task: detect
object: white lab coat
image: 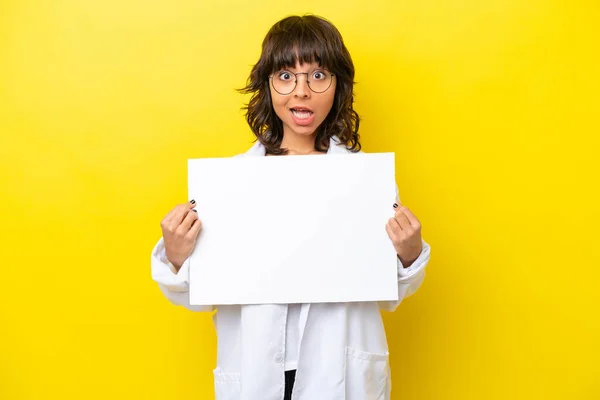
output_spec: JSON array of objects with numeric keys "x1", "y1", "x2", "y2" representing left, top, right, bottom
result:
[{"x1": 151, "y1": 137, "x2": 431, "y2": 400}]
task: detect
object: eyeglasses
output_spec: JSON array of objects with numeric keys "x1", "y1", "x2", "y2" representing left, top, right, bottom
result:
[{"x1": 268, "y1": 69, "x2": 335, "y2": 95}]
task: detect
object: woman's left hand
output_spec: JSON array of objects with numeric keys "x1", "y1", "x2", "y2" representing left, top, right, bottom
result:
[{"x1": 385, "y1": 203, "x2": 423, "y2": 268}]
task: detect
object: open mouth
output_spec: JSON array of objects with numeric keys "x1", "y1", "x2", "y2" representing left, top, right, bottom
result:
[{"x1": 290, "y1": 108, "x2": 314, "y2": 119}]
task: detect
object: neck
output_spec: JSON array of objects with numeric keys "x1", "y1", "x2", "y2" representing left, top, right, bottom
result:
[{"x1": 281, "y1": 130, "x2": 322, "y2": 155}]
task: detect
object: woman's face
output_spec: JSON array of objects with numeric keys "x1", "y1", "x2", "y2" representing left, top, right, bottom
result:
[{"x1": 269, "y1": 61, "x2": 336, "y2": 138}]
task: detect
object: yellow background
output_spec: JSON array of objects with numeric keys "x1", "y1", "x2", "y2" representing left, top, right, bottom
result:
[{"x1": 1, "y1": 0, "x2": 598, "y2": 399}]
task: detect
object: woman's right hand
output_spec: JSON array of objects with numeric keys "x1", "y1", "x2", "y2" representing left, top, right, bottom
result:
[{"x1": 160, "y1": 200, "x2": 203, "y2": 272}]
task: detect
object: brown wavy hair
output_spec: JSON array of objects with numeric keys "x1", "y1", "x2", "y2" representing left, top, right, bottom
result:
[{"x1": 238, "y1": 14, "x2": 361, "y2": 155}]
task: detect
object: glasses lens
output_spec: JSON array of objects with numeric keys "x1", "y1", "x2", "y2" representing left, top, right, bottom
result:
[
  {"x1": 307, "y1": 70, "x2": 332, "y2": 93},
  {"x1": 272, "y1": 71, "x2": 295, "y2": 94}
]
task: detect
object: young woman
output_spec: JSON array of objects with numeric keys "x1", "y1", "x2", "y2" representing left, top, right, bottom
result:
[{"x1": 151, "y1": 14, "x2": 431, "y2": 400}]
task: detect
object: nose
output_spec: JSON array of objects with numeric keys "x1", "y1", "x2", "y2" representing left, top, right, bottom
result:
[{"x1": 293, "y1": 73, "x2": 310, "y2": 98}]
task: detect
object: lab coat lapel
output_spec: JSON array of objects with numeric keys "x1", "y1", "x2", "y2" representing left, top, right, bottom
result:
[{"x1": 243, "y1": 140, "x2": 266, "y2": 156}]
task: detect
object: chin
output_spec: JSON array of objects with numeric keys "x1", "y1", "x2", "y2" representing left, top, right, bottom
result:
[
  {"x1": 296, "y1": 129, "x2": 317, "y2": 136},
  {"x1": 286, "y1": 123, "x2": 319, "y2": 136}
]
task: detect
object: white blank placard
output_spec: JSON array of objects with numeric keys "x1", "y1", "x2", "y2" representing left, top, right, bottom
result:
[{"x1": 188, "y1": 152, "x2": 398, "y2": 305}]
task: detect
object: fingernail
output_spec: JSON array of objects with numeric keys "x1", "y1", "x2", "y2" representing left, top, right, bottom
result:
[
  {"x1": 393, "y1": 203, "x2": 398, "y2": 208},
  {"x1": 190, "y1": 199, "x2": 196, "y2": 204},
  {"x1": 192, "y1": 209, "x2": 197, "y2": 213}
]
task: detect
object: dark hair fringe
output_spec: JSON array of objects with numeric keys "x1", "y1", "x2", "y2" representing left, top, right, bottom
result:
[{"x1": 238, "y1": 14, "x2": 361, "y2": 155}]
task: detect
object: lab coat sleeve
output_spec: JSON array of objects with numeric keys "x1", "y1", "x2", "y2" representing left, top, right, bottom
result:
[
  {"x1": 378, "y1": 184, "x2": 431, "y2": 312},
  {"x1": 150, "y1": 237, "x2": 214, "y2": 312},
  {"x1": 378, "y1": 239, "x2": 430, "y2": 312}
]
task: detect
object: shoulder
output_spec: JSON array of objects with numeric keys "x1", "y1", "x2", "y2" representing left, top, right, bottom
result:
[{"x1": 234, "y1": 140, "x2": 265, "y2": 157}]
